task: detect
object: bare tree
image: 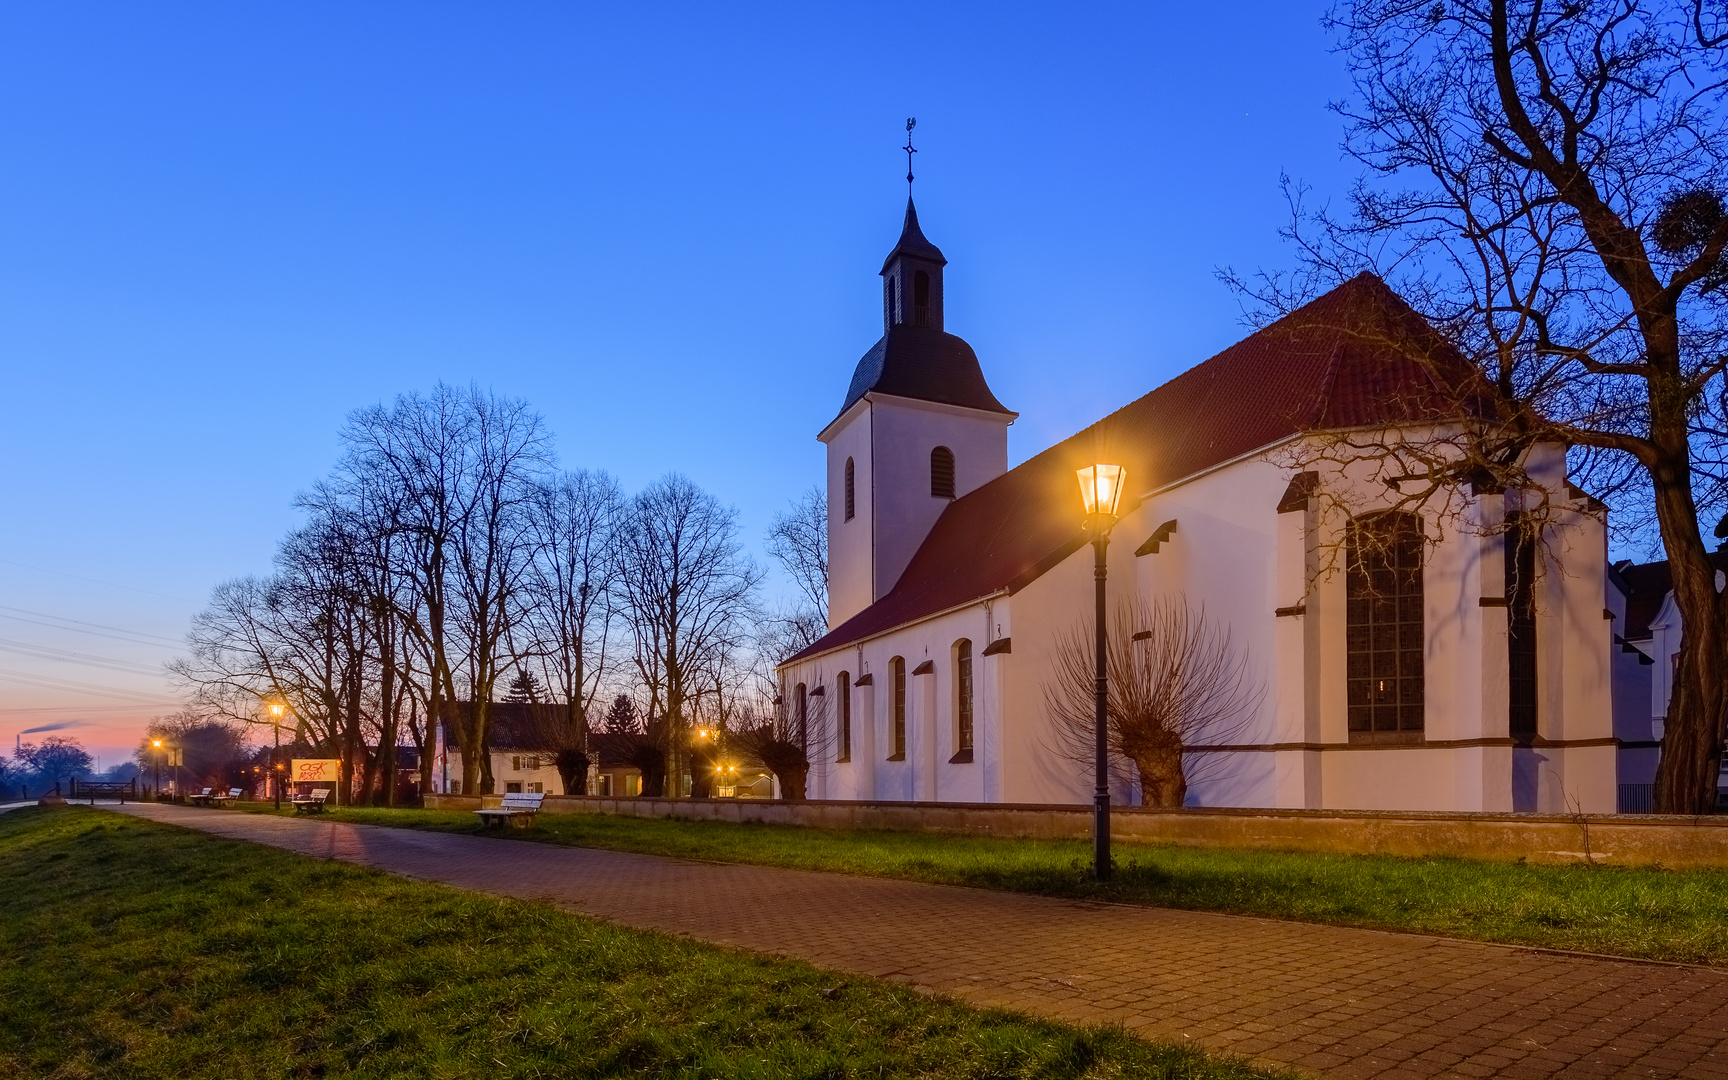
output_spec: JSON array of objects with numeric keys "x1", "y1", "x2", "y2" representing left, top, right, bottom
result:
[
  {"x1": 767, "y1": 486, "x2": 828, "y2": 627},
  {"x1": 1225, "y1": 0, "x2": 1728, "y2": 813},
  {"x1": 732, "y1": 679, "x2": 833, "y2": 801},
  {"x1": 516, "y1": 469, "x2": 623, "y2": 796},
  {"x1": 1045, "y1": 598, "x2": 1259, "y2": 808},
  {"x1": 338, "y1": 384, "x2": 551, "y2": 795},
  {"x1": 616, "y1": 474, "x2": 763, "y2": 796}
]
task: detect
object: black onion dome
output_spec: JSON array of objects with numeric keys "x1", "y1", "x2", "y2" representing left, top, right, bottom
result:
[{"x1": 839, "y1": 323, "x2": 1013, "y2": 418}]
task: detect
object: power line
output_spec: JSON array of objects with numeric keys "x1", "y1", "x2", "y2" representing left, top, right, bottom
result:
[
  {"x1": 0, "y1": 558, "x2": 195, "y2": 603},
  {"x1": 0, "y1": 606, "x2": 183, "y2": 649},
  {"x1": 0, "y1": 637, "x2": 167, "y2": 677},
  {"x1": 0, "y1": 666, "x2": 182, "y2": 705}
]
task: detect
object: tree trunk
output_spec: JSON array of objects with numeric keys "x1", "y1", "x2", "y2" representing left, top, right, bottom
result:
[
  {"x1": 1134, "y1": 752, "x2": 1187, "y2": 809},
  {"x1": 776, "y1": 766, "x2": 809, "y2": 802},
  {"x1": 554, "y1": 748, "x2": 589, "y2": 797},
  {"x1": 1646, "y1": 405, "x2": 1728, "y2": 814}
]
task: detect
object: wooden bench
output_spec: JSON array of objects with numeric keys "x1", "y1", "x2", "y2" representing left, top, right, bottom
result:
[
  {"x1": 209, "y1": 787, "x2": 244, "y2": 807},
  {"x1": 291, "y1": 790, "x2": 331, "y2": 814},
  {"x1": 474, "y1": 792, "x2": 545, "y2": 829},
  {"x1": 188, "y1": 787, "x2": 216, "y2": 807}
]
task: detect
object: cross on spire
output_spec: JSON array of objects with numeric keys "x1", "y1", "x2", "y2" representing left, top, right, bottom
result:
[{"x1": 903, "y1": 117, "x2": 917, "y2": 193}]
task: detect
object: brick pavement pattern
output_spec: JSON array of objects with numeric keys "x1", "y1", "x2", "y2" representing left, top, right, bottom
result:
[{"x1": 109, "y1": 803, "x2": 1728, "y2": 1079}]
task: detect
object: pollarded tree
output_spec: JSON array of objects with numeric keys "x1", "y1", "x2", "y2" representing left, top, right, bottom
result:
[
  {"x1": 1045, "y1": 598, "x2": 1258, "y2": 808},
  {"x1": 1227, "y1": 0, "x2": 1728, "y2": 813}
]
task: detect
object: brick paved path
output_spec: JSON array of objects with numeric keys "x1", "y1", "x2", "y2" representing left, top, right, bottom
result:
[{"x1": 108, "y1": 803, "x2": 1728, "y2": 1079}]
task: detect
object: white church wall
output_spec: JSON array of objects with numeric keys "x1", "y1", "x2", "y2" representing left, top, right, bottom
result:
[
  {"x1": 865, "y1": 397, "x2": 1011, "y2": 603},
  {"x1": 1128, "y1": 457, "x2": 1288, "y2": 808},
  {"x1": 791, "y1": 600, "x2": 1000, "y2": 804},
  {"x1": 823, "y1": 400, "x2": 876, "y2": 628}
]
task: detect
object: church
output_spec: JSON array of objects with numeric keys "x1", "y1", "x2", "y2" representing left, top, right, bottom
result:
[{"x1": 778, "y1": 200, "x2": 1622, "y2": 814}]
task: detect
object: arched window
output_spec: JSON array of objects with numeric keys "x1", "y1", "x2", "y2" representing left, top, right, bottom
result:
[
  {"x1": 1346, "y1": 512, "x2": 1425, "y2": 738},
  {"x1": 930, "y1": 446, "x2": 955, "y2": 499},
  {"x1": 913, "y1": 269, "x2": 930, "y2": 325},
  {"x1": 954, "y1": 639, "x2": 974, "y2": 760},
  {"x1": 795, "y1": 683, "x2": 808, "y2": 751},
  {"x1": 1507, "y1": 513, "x2": 1538, "y2": 739},
  {"x1": 889, "y1": 657, "x2": 907, "y2": 760},
  {"x1": 836, "y1": 671, "x2": 851, "y2": 761},
  {"x1": 844, "y1": 457, "x2": 855, "y2": 521}
]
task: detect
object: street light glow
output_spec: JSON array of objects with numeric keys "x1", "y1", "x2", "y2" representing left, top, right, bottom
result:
[{"x1": 1076, "y1": 463, "x2": 1127, "y2": 518}]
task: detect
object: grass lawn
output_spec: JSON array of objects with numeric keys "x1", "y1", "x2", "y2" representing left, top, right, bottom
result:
[
  {"x1": 0, "y1": 807, "x2": 1286, "y2": 1080},
  {"x1": 236, "y1": 802, "x2": 1728, "y2": 966}
]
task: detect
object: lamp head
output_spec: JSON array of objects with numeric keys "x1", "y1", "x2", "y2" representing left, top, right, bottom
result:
[
  {"x1": 1076, "y1": 463, "x2": 1127, "y2": 519},
  {"x1": 269, "y1": 703, "x2": 284, "y2": 718}
]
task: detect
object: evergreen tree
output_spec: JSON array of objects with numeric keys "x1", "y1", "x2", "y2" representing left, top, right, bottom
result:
[
  {"x1": 602, "y1": 694, "x2": 639, "y2": 734},
  {"x1": 505, "y1": 670, "x2": 543, "y2": 704}
]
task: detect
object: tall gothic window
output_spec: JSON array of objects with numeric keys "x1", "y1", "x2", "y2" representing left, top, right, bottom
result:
[
  {"x1": 930, "y1": 446, "x2": 955, "y2": 499},
  {"x1": 1507, "y1": 514, "x2": 1538, "y2": 740},
  {"x1": 889, "y1": 657, "x2": 907, "y2": 759},
  {"x1": 844, "y1": 457, "x2": 855, "y2": 521},
  {"x1": 836, "y1": 671, "x2": 851, "y2": 761},
  {"x1": 795, "y1": 683, "x2": 808, "y2": 752},
  {"x1": 1346, "y1": 511, "x2": 1425, "y2": 738},
  {"x1": 955, "y1": 639, "x2": 974, "y2": 758},
  {"x1": 914, "y1": 269, "x2": 931, "y2": 325}
]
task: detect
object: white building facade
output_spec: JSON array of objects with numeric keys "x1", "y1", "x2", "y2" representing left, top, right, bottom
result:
[{"x1": 779, "y1": 203, "x2": 1619, "y2": 814}]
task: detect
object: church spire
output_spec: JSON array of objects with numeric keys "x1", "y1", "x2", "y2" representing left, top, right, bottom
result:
[{"x1": 881, "y1": 198, "x2": 947, "y2": 331}]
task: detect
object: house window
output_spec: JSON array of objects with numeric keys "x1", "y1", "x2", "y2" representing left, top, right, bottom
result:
[
  {"x1": 837, "y1": 671, "x2": 851, "y2": 761},
  {"x1": 955, "y1": 639, "x2": 974, "y2": 757},
  {"x1": 890, "y1": 657, "x2": 907, "y2": 759},
  {"x1": 1507, "y1": 513, "x2": 1538, "y2": 740},
  {"x1": 527, "y1": 781, "x2": 543, "y2": 794},
  {"x1": 914, "y1": 269, "x2": 930, "y2": 325},
  {"x1": 845, "y1": 458, "x2": 855, "y2": 521},
  {"x1": 506, "y1": 782, "x2": 523, "y2": 794},
  {"x1": 511, "y1": 755, "x2": 521, "y2": 771},
  {"x1": 930, "y1": 446, "x2": 955, "y2": 499},
  {"x1": 624, "y1": 774, "x2": 640, "y2": 797},
  {"x1": 598, "y1": 774, "x2": 612, "y2": 796},
  {"x1": 1347, "y1": 512, "x2": 1425, "y2": 737}
]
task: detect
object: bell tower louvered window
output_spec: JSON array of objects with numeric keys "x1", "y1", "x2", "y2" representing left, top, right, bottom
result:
[
  {"x1": 844, "y1": 457, "x2": 855, "y2": 521},
  {"x1": 914, "y1": 270, "x2": 931, "y2": 326},
  {"x1": 1346, "y1": 511, "x2": 1425, "y2": 739},
  {"x1": 930, "y1": 446, "x2": 955, "y2": 499}
]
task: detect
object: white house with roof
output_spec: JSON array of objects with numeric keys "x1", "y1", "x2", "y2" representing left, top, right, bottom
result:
[{"x1": 776, "y1": 200, "x2": 1619, "y2": 814}]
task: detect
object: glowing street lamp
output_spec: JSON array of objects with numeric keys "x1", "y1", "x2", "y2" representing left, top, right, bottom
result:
[
  {"x1": 1076, "y1": 462, "x2": 1126, "y2": 880},
  {"x1": 151, "y1": 738, "x2": 164, "y2": 800},
  {"x1": 268, "y1": 702, "x2": 287, "y2": 811}
]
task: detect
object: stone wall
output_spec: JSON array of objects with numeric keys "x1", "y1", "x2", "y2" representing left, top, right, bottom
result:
[{"x1": 420, "y1": 794, "x2": 1728, "y2": 868}]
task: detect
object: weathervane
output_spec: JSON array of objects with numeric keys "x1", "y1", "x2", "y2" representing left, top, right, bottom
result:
[{"x1": 903, "y1": 117, "x2": 917, "y2": 194}]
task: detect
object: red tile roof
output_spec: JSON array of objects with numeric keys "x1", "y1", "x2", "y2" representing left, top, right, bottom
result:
[{"x1": 787, "y1": 273, "x2": 1480, "y2": 664}]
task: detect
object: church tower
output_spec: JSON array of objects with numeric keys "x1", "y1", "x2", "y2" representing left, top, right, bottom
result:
[{"x1": 820, "y1": 199, "x2": 1016, "y2": 629}]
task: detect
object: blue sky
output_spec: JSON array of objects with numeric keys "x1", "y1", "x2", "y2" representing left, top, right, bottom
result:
[{"x1": 0, "y1": 2, "x2": 1359, "y2": 761}]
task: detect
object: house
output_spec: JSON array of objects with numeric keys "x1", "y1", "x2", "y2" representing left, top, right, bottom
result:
[
  {"x1": 437, "y1": 703, "x2": 581, "y2": 796},
  {"x1": 1606, "y1": 553, "x2": 1728, "y2": 812},
  {"x1": 776, "y1": 199, "x2": 1618, "y2": 814}
]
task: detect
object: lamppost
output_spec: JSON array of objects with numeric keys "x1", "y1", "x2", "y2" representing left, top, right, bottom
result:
[
  {"x1": 151, "y1": 738, "x2": 164, "y2": 800},
  {"x1": 268, "y1": 703, "x2": 287, "y2": 810},
  {"x1": 1076, "y1": 462, "x2": 1126, "y2": 881}
]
